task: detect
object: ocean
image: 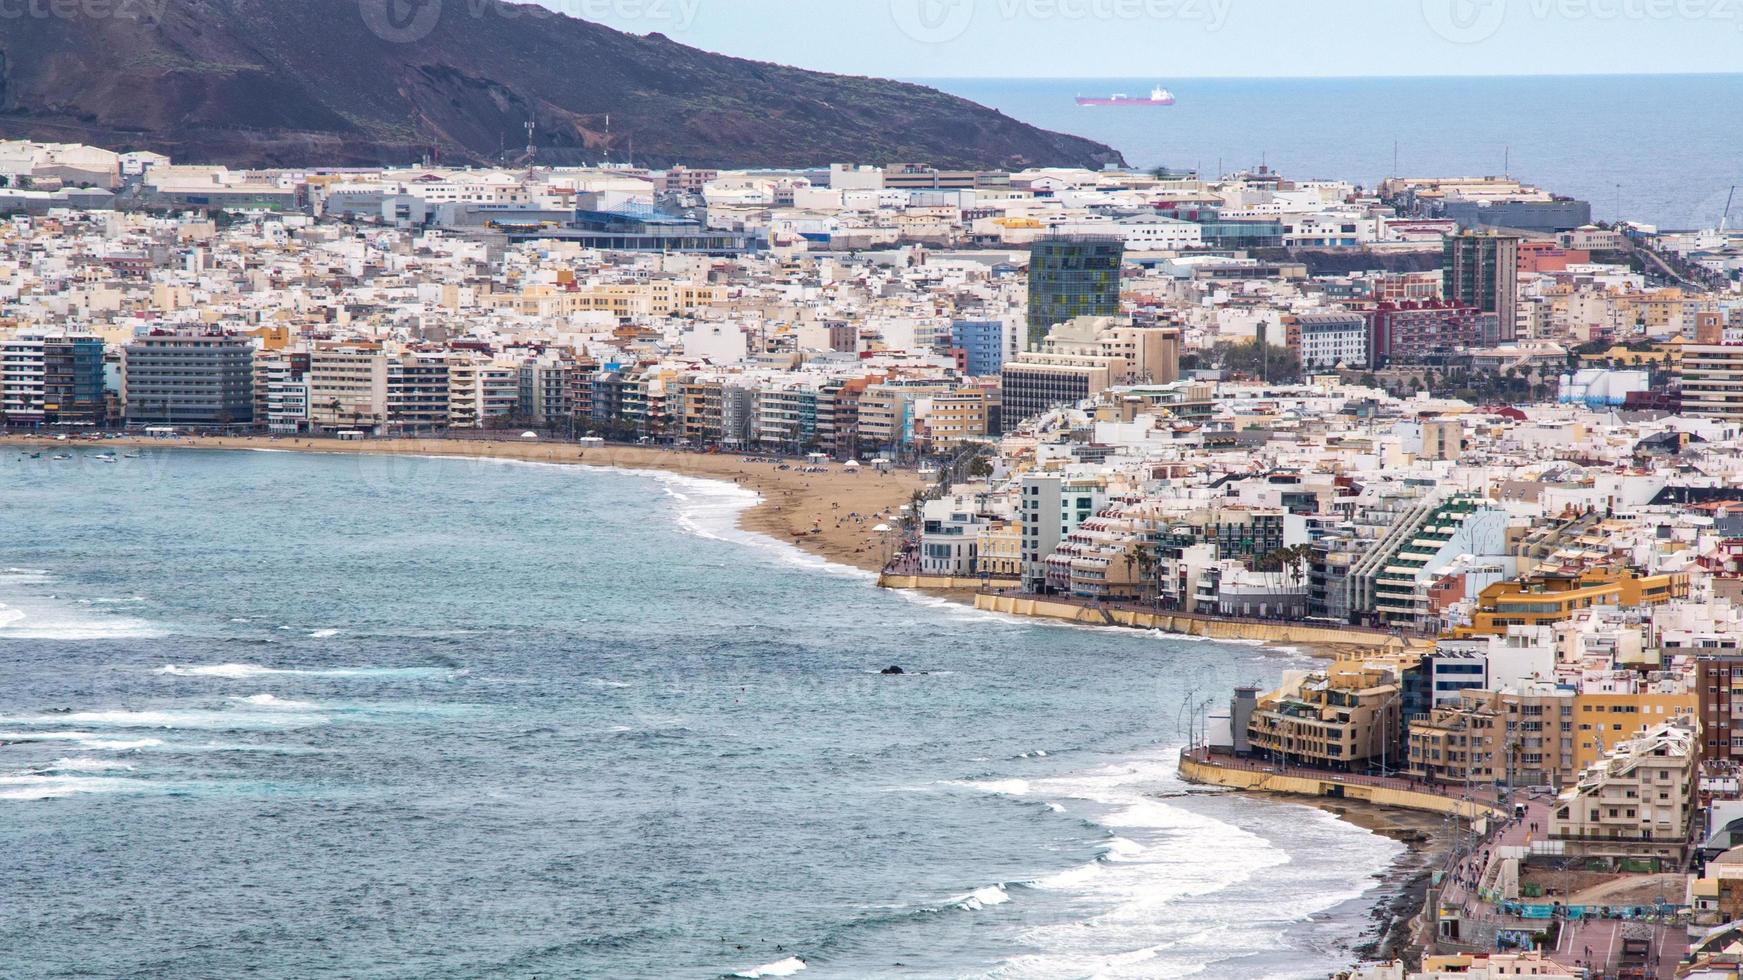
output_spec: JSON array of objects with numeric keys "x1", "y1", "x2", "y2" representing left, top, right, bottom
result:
[
  {"x1": 0, "y1": 448, "x2": 1402, "y2": 979},
  {"x1": 926, "y1": 74, "x2": 1743, "y2": 231}
]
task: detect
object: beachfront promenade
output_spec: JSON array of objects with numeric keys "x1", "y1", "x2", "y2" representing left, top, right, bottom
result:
[
  {"x1": 1179, "y1": 748, "x2": 1691, "y2": 977},
  {"x1": 968, "y1": 589, "x2": 1427, "y2": 653}
]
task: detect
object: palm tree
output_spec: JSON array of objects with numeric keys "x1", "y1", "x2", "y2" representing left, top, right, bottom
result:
[{"x1": 1133, "y1": 545, "x2": 1157, "y2": 605}]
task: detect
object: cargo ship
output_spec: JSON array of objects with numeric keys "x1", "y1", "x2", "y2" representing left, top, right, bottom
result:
[{"x1": 1076, "y1": 86, "x2": 1175, "y2": 107}]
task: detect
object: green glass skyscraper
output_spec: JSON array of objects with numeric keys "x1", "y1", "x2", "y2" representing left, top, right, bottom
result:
[
  {"x1": 1026, "y1": 234, "x2": 1124, "y2": 350},
  {"x1": 1441, "y1": 232, "x2": 1519, "y2": 343}
]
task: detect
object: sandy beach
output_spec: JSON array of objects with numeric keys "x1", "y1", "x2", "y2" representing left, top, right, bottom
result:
[{"x1": 0, "y1": 435, "x2": 925, "y2": 574}]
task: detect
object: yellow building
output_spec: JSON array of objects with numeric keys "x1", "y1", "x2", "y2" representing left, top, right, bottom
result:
[
  {"x1": 1459, "y1": 568, "x2": 1690, "y2": 636},
  {"x1": 1571, "y1": 690, "x2": 1698, "y2": 771},
  {"x1": 1247, "y1": 663, "x2": 1402, "y2": 772},
  {"x1": 915, "y1": 386, "x2": 992, "y2": 451},
  {"x1": 1408, "y1": 683, "x2": 1579, "y2": 788},
  {"x1": 973, "y1": 520, "x2": 1024, "y2": 580}
]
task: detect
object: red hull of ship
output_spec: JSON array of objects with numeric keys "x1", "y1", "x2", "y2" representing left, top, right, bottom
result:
[{"x1": 1075, "y1": 97, "x2": 1175, "y2": 107}]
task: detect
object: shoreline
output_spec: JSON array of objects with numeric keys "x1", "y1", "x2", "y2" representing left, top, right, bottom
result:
[
  {"x1": 1178, "y1": 751, "x2": 1500, "y2": 971},
  {"x1": 1300, "y1": 796, "x2": 1449, "y2": 966},
  {"x1": 1, "y1": 434, "x2": 923, "y2": 575},
  {"x1": 7, "y1": 433, "x2": 1391, "y2": 658},
  {"x1": 12, "y1": 432, "x2": 1432, "y2": 969}
]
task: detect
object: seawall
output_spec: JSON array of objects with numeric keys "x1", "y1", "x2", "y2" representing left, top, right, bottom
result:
[
  {"x1": 969, "y1": 592, "x2": 1428, "y2": 653},
  {"x1": 876, "y1": 574, "x2": 1020, "y2": 591},
  {"x1": 1178, "y1": 753, "x2": 1501, "y2": 821}
]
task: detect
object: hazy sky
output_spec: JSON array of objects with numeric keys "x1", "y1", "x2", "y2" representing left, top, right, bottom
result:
[{"x1": 557, "y1": 0, "x2": 1743, "y2": 78}]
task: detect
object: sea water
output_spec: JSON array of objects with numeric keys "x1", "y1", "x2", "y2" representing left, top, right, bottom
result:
[
  {"x1": 0, "y1": 449, "x2": 1400, "y2": 978},
  {"x1": 929, "y1": 74, "x2": 1743, "y2": 230}
]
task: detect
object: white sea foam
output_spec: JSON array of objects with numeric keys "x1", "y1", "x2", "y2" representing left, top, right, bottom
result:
[
  {"x1": 308, "y1": 628, "x2": 340, "y2": 638},
  {"x1": 731, "y1": 955, "x2": 807, "y2": 978},
  {"x1": 0, "y1": 709, "x2": 329, "y2": 730},
  {"x1": 155, "y1": 663, "x2": 454, "y2": 680},
  {"x1": 232, "y1": 694, "x2": 317, "y2": 709},
  {"x1": 0, "y1": 605, "x2": 161, "y2": 640},
  {"x1": 0, "y1": 731, "x2": 165, "y2": 751},
  {"x1": 948, "y1": 778, "x2": 1030, "y2": 797},
  {"x1": 629, "y1": 467, "x2": 876, "y2": 582},
  {"x1": 0, "y1": 731, "x2": 94, "y2": 743},
  {"x1": 1099, "y1": 836, "x2": 1145, "y2": 859},
  {"x1": 69, "y1": 737, "x2": 165, "y2": 751},
  {"x1": 954, "y1": 884, "x2": 1012, "y2": 911},
  {"x1": 945, "y1": 746, "x2": 1402, "y2": 979},
  {"x1": 43, "y1": 757, "x2": 135, "y2": 773},
  {"x1": 0, "y1": 565, "x2": 163, "y2": 639},
  {"x1": 157, "y1": 663, "x2": 274, "y2": 678},
  {"x1": 0, "y1": 594, "x2": 159, "y2": 640},
  {"x1": 1032, "y1": 862, "x2": 1104, "y2": 890},
  {"x1": 0, "y1": 774, "x2": 137, "y2": 801}
]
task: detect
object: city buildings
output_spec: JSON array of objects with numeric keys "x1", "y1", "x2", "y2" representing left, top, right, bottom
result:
[
  {"x1": 1549, "y1": 718, "x2": 1696, "y2": 857},
  {"x1": 950, "y1": 319, "x2": 1017, "y2": 377},
  {"x1": 1680, "y1": 344, "x2": 1743, "y2": 420},
  {"x1": 1290, "y1": 312, "x2": 1368, "y2": 371},
  {"x1": 1244, "y1": 661, "x2": 1404, "y2": 772},
  {"x1": 1442, "y1": 232, "x2": 1520, "y2": 343},
  {"x1": 1, "y1": 333, "x2": 105, "y2": 427},
  {"x1": 1000, "y1": 316, "x2": 1179, "y2": 423},
  {"x1": 121, "y1": 332, "x2": 255, "y2": 426},
  {"x1": 1026, "y1": 233, "x2": 1124, "y2": 350}
]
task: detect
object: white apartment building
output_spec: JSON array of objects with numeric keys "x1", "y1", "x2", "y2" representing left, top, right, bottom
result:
[
  {"x1": 1550, "y1": 719, "x2": 1696, "y2": 856},
  {"x1": 1293, "y1": 313, "x2": 1369, "y2": 370}
]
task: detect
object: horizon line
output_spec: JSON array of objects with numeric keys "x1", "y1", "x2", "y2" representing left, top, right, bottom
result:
[{"x1": 904, "y1": 70, "x2": 1743, "y2": 82}]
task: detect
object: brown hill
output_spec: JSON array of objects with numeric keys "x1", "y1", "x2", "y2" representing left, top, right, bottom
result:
[{"x1": 0, "y1": 0, "x2": 1124, "y2": 170}]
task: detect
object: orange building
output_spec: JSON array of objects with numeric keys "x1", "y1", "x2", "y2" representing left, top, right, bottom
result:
[{"x1": 1459, "y1": 568, "x2": 1691, "y2": 637}]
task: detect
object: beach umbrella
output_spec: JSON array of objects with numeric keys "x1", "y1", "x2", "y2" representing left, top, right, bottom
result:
[
  {"x1": 519, "y1": 431, "x2": 539, "y2": 440},
  {"x1": 872, "y1": 523, "x2": 890, "y2": 533}
]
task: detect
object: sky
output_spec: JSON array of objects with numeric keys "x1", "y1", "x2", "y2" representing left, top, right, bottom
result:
[{"x1": 554, "y1": 0, "x2": 1743, "y2": 78}]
